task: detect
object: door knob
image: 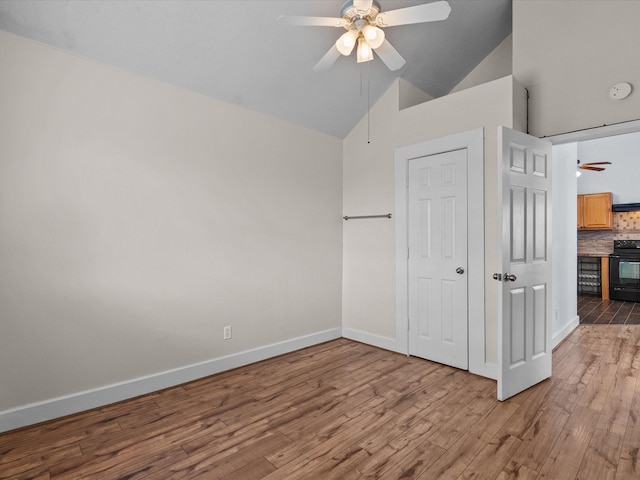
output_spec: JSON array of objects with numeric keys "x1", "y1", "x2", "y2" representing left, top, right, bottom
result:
[
  {"x1": 492, "y1": 273, "x2": 502, "y2": 281},
  {"x1": 504, "y1": 274, "x2": 517, "y2": 282},
  {"x1": 456, "y1": 267, "x2": 465, "y2": 274}
]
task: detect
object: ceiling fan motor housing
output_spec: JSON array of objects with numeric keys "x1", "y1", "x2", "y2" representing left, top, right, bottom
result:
[
  {"x1": 341, "y1": 0, "x2": 381, "y2": 24},
  {"x1": 278, "y1": 0, "x2": 450, "y2": 72}
]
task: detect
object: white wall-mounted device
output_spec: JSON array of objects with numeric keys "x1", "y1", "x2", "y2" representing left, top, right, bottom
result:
[{"x1": 609, "y1": 82, "x2": 633, "y2": 100}]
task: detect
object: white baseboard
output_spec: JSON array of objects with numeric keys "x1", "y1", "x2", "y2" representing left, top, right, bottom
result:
[
  {"x1": 5, "y1": 320, "x2": 574, "y2": 434},
  {"x1": 470, "y1": 362, "x2": 498, "y2": 381},
  {"x1": 0, "y1": 328, "x2": 342, "y2": 434},
  {"x1": 552, "y1": 316, "x2": 580, "y2": 349},
  {"x1": 343, "y1": 327, "x2": 499, "y2": 380},
  {"x1": 342, "y1": 327, "x2": 403, "y2": 354}
]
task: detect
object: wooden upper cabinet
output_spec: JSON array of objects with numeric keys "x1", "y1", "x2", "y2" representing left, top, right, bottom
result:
[{"x1": 577, "y1": 192, "x2": 613, "y2": 230}]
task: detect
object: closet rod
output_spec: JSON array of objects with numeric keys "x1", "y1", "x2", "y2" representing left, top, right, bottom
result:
[{"x1": 343, "y1": 214, "x2": 392, "y2": 221}]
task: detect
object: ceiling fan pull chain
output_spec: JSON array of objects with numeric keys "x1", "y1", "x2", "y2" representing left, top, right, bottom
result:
[{"x1": 367, "y1": 59, "x2": 371, "y2": 144}]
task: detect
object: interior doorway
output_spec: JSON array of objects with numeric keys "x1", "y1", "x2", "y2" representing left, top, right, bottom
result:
[{"x1": 549, "y1": 120, "x2": 640, "y2": 339}]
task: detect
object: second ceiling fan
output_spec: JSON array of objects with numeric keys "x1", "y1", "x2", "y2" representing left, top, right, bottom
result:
[
  {"x1": 278, "y1": 0, "x2": 452, "y2": 72},
  {"x1": 578, "y1": 160, "x2": 612, "y2": 172}
]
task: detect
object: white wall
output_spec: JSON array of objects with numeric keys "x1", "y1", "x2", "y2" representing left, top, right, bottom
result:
[
  {"x1": 577, "y1": 131, "x2": 640, "y2": 204},
  {"x1": 513, "y1": 0, "x2": 640, "y2": 138},
  {"x1": 551, "y1": 143, "x2": 579, "y2": 346},
  {"x1": 342, "y1": 75, "x2": 524, "y2": 370},
  {"x1": 0, "y1": 31, "x2": 343, "y2": 424}
]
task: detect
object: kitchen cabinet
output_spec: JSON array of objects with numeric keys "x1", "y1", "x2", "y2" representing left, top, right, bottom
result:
[{"x1": 577, "y1": 192, "x2": 613, "y2": 230}]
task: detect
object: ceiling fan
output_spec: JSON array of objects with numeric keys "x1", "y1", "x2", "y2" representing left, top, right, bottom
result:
[
  {"x1": 578, "y1": 160, "x2": 612, "y2": 172},
  {"x1": 278, "y1": 0, "x2": 452, "y2": 72}
]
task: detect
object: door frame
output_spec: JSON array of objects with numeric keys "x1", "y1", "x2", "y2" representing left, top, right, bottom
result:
[
  {"x1": 395, "y1": 128, "x2": 493, "y2": 379},
  {"x1": 548, "y1": 119, "x2": 640, "y2": 349}
]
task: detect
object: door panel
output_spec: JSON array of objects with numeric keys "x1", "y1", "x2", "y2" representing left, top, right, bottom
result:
[
  {"x1": 408, "y1": 149, "x2": 468, "y2": 370},
  {"x1": 510, "y1": 186, "x2": 526, "y2": 262},
  {"x1": 498, "y1": 127, "x2": 552, "y2": 401},
  {"x1": 533, "y1": 189, "x2": 547, "y2": 261},
  {"x1": 509, "y1": 287, "x2": 526, "y2": 365}
]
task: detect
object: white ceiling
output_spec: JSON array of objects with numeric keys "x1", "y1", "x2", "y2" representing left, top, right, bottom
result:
[{"x1": 0, "y1": 0, "x2": 512, "y2": 138}]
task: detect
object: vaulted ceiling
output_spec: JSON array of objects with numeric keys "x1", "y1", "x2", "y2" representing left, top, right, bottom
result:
[{"x1": 0, "y1": 0, "x2": 512, "y2": 138}]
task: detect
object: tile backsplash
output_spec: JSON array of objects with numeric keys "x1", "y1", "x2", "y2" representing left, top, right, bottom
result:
[
  {"x1": 613, "y1": 210, "x2": 640, "y2": 236},
  {"x1": 578, "y1": 211, "x2": 640, "y2": 254}
]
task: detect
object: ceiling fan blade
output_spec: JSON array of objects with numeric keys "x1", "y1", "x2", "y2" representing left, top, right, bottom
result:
[
  {"x1": 277, "y1": 15, "x2": 346, "y2": 27},
  {"x1": 313, "y1": 45, "x2": 341, "y2": 72},
  {"x1": 580, "y1": 166, "x2": 606, "y2": 171},
  {"x1": 376, "y1": 1, "x2": 452, "y2": 27},
  {"x1": 373, "y1": 39, "x2": 406, "y2": 71},
  {"x1": 354, "y1": 0, "x2": 374, "y2": 12},
  {"x1": 584, "y1": 161, "x2": 612, "y2": 166}
]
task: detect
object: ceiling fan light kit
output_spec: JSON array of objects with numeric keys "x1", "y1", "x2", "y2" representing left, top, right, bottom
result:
[
  {"x1": 278, "y1": 0, "x2": 452, "y2": 72},
  {"x1": 357, "y1": 36, "x2": 374, "y2": 63},
  {"x1": 336, "y1": 29, "x2": 359, "y2": 55},
  {"x1": 362, "y1": 25, "x2": 385, "y2": 49}
]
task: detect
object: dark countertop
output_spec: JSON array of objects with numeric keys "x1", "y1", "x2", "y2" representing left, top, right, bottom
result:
[{"x1": 577, "y1": 253, "x2": 611, "y2": 257}]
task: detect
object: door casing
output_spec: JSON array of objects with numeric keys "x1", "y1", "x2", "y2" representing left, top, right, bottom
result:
[{"x1": 395, "y1": 128, "x2": 493, "y2": 379}]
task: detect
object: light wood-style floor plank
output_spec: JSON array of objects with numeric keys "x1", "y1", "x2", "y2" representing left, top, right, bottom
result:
[{"x1": 1, "y1": 326, "x2": 640, "y2": 479}]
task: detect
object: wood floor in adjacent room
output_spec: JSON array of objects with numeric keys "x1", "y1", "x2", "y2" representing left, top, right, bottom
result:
[{"x1": 1, "y1": 326, "x2": 639, "y2": 480}]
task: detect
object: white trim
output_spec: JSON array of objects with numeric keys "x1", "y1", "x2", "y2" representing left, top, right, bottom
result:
[
  {"x1": 394, "y1": 128, "x2": 488, "y2": 376},
  {"x1": 547, "y1": 119, "x2": 640, "y2": 144},
  {"x1": 552, "y1": 316, "x2": 580, "y2": 349},
  {"x1": 473, "y1": 360, "x2": 498, "y2": 381},
  {"x1": 342, "y1": 328, "x2": 403, "y2": 354},
  {"x1": 0, "y1": 328, "x2": 342, "y2": 433}
]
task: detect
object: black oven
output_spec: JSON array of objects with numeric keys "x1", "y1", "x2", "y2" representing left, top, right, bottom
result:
[{"x1": 610, "y1": 240, "x2": 640, "y2": 302}]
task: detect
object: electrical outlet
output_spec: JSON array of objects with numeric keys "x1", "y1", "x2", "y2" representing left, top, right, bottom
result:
[{"x1": 223, "y1": 325, "x2": 232, "y2": 340}]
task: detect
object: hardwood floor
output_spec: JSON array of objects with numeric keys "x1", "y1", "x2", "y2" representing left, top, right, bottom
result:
[
  {"x1": 578, "y1": 294, "x2": 640, "y2": 324},
  {"x1": 1, "y1": 326, "x2": 640, "y2": 479}
]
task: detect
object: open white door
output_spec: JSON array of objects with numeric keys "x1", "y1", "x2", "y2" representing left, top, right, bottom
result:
[{"x1": 497, "y1": 127, "x2": 552, "y2": 401}]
